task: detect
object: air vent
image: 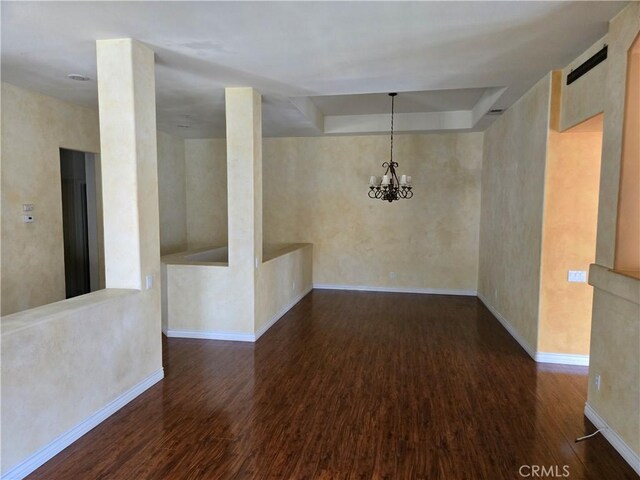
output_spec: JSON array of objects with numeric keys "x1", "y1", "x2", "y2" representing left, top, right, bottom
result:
[
  {"x1": 567, "y1": 45, "x2": 608, "y2": 86},
  {"x1": 487, "y1": 109, "x2": 504, "y2": 115}
]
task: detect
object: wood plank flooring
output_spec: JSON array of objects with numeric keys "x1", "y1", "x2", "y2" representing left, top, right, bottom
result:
[{"x1": 27, "y1": 291, "x2": 638, "y2": 479}]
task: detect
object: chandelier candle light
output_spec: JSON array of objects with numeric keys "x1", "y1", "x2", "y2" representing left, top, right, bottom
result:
[{"x1": 368, "y1": 93, "x2": 413, "y2": 202}]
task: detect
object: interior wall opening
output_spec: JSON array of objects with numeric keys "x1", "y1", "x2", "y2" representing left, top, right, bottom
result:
[
  {"x1": 59, "y1": 148, "x2": 104, "y2": 298},
  {"x1": 539, "y1": 111, "x2": 603, "y2": 358}
]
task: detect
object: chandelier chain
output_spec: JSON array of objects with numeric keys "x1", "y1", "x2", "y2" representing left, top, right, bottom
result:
[{"x1": 390, "y1": 94, "x2": 394, "y2": 163}]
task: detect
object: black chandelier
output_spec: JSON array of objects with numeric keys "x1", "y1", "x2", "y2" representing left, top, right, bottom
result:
[{"x1": 368, "y1": 93, "x2": 413, "y2": 202}]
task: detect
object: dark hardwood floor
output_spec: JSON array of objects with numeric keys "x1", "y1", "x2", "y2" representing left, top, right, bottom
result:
[{"x1": 28, "y1": 291, "x2": 638, "y2": 479}]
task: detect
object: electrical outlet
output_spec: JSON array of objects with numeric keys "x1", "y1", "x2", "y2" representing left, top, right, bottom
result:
[
  {"x1": 594, "y1": 374, "x2": 601, "y2": 391},
  {"x1": 23, "y1": 204, "x2": 34, "y2": 212},
  {"x1": 146, "y1": 275, "x2": 153, "y2": 290}
]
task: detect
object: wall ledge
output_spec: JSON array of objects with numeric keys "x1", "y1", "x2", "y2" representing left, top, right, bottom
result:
[
  {"x1": 589, "y1": 264, "x2": 640, "y2": 305},
  {"x1": 1, "y1": 289, "x2": 139, "y2": 335},
  {"x1": 1, "y1": 368, "x2": 164, "y2": 480},
  {"x1": 584, "y1": 403, "x2": 640, "y2": 475}
]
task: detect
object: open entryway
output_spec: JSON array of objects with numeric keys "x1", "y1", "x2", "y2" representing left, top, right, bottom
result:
[{"x1": 59, "y1": 148, "x2": 102, "y2": 298}]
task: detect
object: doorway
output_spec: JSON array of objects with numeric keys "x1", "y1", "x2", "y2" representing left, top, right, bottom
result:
[
  {"x1": 538, "y1": 113, "x2": 603, "y2": 359},
  {"x1": 60, "y1": 148, "x2": 101, "y2": 298}
]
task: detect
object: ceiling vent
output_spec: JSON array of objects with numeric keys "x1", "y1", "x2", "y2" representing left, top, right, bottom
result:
[{"x1": 567, "y1": 45, "x2": 608, "y2": 86}]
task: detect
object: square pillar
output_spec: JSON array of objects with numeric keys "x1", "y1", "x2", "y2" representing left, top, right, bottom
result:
[
  {"x1": 225, "y1": 87, "x2": 263, "y2": 271},
  {"x1": 97, "y1": 39, "x2": 160, "y2": 290}
]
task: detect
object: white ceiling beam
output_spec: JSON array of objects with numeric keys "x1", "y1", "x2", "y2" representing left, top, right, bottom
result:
[
  {"x1": 471, "y1": 87, "x2": 507, "y2": 126},
  {"x1": 323, "y1": 110, "x2": 474, "y2": 135},
  {"x1": 289, "y1": 96, "x2": 324, "y2": 132}
]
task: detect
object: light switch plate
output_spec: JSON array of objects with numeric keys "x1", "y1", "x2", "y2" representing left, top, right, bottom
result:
[{"x1": 568, "y1": 270, "x2": 587, "y2": 283}]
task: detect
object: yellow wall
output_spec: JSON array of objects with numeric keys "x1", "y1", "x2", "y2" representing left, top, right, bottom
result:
[
  {"x1": 157, "y1": 131, "x2": 187, "y2": 255},
  {"x1": 587, "y1": 2, "x2": 640, "y2": 461},
  {"x1": 614, "y1": 33, "x2": 640, "y2": 277},
  {"x1": 184, "y1": 138, "x2": 227, "y2": 249},
  {"x1": 184, "y1": 133, "x2": 483, "y2": 292},
  {"x1": 538, "y1": 114, "x2": 602, "y2": 355},
  {"x1": 1, "y1": 83, "x2": 189, "y2": 314},
  {"x1": 263, "y1": 134, "x2": 483, "y2": 291},
  {"x1": 1, "y1": 83, "x2": 101, "y2": 315},
  {"x1": 477, "y1": 74, "x2": 552, "y2": 352},
  {"x1": 2, "y1": 39, "x2": 164, "y2": 477}
]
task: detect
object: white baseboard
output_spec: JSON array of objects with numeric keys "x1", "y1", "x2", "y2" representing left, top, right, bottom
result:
[
  {"x1": 584, "y1": 403, "x2": 640, "y2": 475},
  {"x1": 166, "y1": 286, "x2": 313, "y2": 343},
  {"x1": 254, "y1": 286, "x2": 313, "y2": 340},
  {"x1": 166, "y1": 329, "x2": 256, "y2": 342},
  {"x1": 313, "y1": 283, "x2": 477, "y2": 296},
  {"x1": 2, "y1": 369, "x2": 164, "y2": 480},
  {"x1": 477, "y1": 293, "x2": 537, "y2": 360},
  {"x1": 478, "y1": 294, "x2": 591, "y2": 366},
  {"x1": 535, "y1": 352, "x2": 589, "y2": 366}
]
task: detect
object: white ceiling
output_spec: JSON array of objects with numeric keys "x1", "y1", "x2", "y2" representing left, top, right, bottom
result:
[{"x1": 0, "y1": 1, "x2": 627, "y2": 138}]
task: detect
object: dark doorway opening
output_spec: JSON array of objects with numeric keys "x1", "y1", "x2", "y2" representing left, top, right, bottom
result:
[{"x1": 60, "y1": 148, "x2": 100, "y2": 298}]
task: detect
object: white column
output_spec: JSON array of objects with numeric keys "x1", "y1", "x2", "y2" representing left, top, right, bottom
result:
[{"x1": 97, "y1": 39, "x2": 160, "y2": 290}]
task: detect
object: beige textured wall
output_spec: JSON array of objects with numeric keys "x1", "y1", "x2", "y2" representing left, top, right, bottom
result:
[
  {"x1": 538, "y1": 127, "x2": 602, "y2": 355},
  {"x1": 587, "y1": 2, "x2": 640, "y2": 459},
  {"x1": 1, "y1": 83, "x2": 101, "y2": 315},
  {"x1": 263, "y1": 134, "x2": 483, "y2": 290},
  {"x1": 560, "y1": 36, "x2": 607, "y2": 131},
  {"x1": 164, "y1": 263, "x2": 254, "y2": 333},
  {"x1": 256, "y1": 244, "x2": 313, "y2": 332},
  {"x1": 185, "y1": 139, "x2": 227, "y2": 249},
  {"x1": 478, "y1": 74, "x2": 552, "y2": 351},
  {"x1": 589, "y1": 286, "x2": 640, "y2": 455},
  {"x1": 157, "y1": 130, "x2": 187, "y2": 255},
  {"x1": 184, "y1": 133, "x2": 482, "y2": 292},
  {"x1": 596, "y1": 3, "x2": 640, "y2": 268},
  {"x1": 0, "y1": 82, "x2": 184, "y2": 314},
  {"x1": 614, "y1": 34, "x2": 640, "y2": 275},
  {"x1": 1, "y1": 289, "x2": 161, "y2": 473},
  {"x1": 2, "y1": 38, "x2": 164, "y2": 476}
]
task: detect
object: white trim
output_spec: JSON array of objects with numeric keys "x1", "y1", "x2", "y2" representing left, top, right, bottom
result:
[
  {"x1": 535, "y1": 352, "x2": 589, "y2": 366},
  {"x1": 477, "y1": 294, "x2": 592, "y2": 366},
  {"x1": 313, "y1": 283, "x2": 477, "y2": 297},
  {"x1": 165, "y1": 329, "x2": 256, "y2": 342},
  {"x1": 166, "y1": 287, "x2": 313, "y2": 343},
  {"x1": 254, "y1": 286, "x2": 313, "y2": 340},
  {"x1": 2, "y1": 369, "x2": 164, "y2": 480},
  {"x1": 584, "y1": 403, "x2": 640, "y2": 475},
  {"x1": 477, "y1": 293, "x2": 537, "y2": 360}
]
